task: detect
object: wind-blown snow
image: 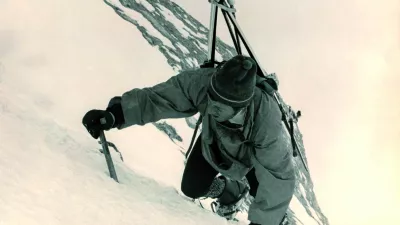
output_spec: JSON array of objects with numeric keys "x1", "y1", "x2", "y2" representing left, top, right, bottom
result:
[
  {"x1": 185, "y1": 58, "x2": 199, "y2": 68},
  {"x1": 215, "y1": 50, "x2": 224, "y2": 62},
  {"x1": 290, "y1": 197, "x2": 320, "y2": 225},
  {"x1": 299, "y1": 184, "x2": 307, "y2": 199},
  {"x1": 176, "y1": 42, "x2": 190, "y2": 54},
  {"x1": 164, "y1": 48, "x2": 182, "y2": 62},
  {"x1": 298, "y1": 191, "x2": 323, "y2": 225},
  {"x1": 136, "y1": 0, "x2": 155, "y2": 12},
  {"x1": 156, "y1": 4, "x2": 191, "y2": 38},
  {"x1": 109, "y1": 0, "x2": 175, "y2": 50}
]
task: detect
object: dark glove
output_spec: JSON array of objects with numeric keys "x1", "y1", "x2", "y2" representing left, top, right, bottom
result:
[
  {"x1": 82, "y1": 109, "x2": 115, "y2": 139},
  {"x1": 82, "y1": 96, "x2": 125, "y2": 139}
]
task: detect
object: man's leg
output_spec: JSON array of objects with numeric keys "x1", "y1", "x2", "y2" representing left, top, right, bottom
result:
[
  {"x1": 181, "y1": 137, "x2": 249, "y2": 220},
  {"x1": 181, "y1": 136, "x2": 221, "y2": 199}
]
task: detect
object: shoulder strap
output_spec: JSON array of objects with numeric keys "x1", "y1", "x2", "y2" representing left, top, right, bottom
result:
[
  {"x1": 256, "y1": 76, "x2": 277, "y2": 96},
  {"x1": 185, "y1": 114, "x2": 203, "y2": 159}
]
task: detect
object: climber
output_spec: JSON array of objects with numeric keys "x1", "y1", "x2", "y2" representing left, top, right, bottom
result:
[{"x1": 82, "y1": 55, "x2": 296, "y2": 225}]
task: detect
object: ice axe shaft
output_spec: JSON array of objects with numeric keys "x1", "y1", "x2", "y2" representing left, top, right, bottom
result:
[{"x1": 99, "y1": 118, "x2": 119, "y2": 182}]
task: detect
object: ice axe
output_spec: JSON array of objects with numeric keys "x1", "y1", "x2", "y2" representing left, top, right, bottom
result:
[{"x1": 99, "y1": 117, "x2": 119, "y2": 183}]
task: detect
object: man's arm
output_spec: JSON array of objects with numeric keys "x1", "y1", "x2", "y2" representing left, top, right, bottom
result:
[{"x1": 117, "y1": 68, "x2": 212, "y2": 129}]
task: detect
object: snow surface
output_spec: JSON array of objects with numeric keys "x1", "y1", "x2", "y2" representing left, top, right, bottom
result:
[
  {"x1": 0, "y1": 83, "x2": 245, "y2": 225},
  {"x1": 0, "y1": 85, "x2": 202, "y2": 225}
]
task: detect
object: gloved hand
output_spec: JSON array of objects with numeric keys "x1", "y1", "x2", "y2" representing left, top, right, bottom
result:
[
  {"x1": 82, "y1": 109, "x2": 115, "y2": 139},
  {"x1": 82, "y1": 96, "x2": 125, "y2": 139}
]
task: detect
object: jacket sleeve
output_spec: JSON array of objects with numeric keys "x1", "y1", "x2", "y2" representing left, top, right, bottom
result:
[
  {"x1": 117, "y1": 68, "x2": 211, "y2": 129},
  {"x1": 248, "y1": 91, "x2": 296, "y2": 225}
]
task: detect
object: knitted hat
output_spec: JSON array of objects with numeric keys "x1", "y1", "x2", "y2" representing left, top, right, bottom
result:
[{"x1": 208, "y1": 55, "x2": 257, "y2": 108}]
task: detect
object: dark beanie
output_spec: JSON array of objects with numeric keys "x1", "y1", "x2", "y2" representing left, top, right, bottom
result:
[{"x1": 208, "y1": 55, "x2": 257, "y2": 108}]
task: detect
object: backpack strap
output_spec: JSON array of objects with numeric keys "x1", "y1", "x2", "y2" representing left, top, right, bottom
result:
[
  {"x1": 256, "y1": 75, "x2": 277, "y2": 95},
  {"x1": 185, "y1": 114, "x2": 203, "y2": 159}
]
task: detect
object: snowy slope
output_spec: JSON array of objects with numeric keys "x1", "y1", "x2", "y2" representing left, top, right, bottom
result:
[
  {"x1": 0, "y1": 84, "x2": 230, "y2": 225},
  {"x1": 0, "y1": 0, "x2": 328, "y2": 224}
]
